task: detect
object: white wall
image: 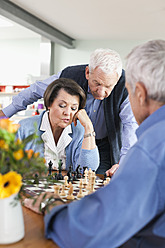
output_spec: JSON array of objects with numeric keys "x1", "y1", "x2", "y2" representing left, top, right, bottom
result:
[
  {"x1": 0, "y1": 38, "x2": 148, "y2": 85},
  {"x1": 0, "y1": 37, "x2": 41, "y2": 85},
  {"x1": 54, "y1": 39, "x2": 147, "y2": 74}
]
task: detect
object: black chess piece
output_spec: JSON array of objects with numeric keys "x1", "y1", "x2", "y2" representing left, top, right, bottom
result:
[
  {"x1": 67, "y1": 165, "x2": 73, "y2": 182},
  {"x1": 56, "y1": 159, "x2": 64, "y2": 180},
  {"x1": 103, "y1": 172, "x2": 107, "y2": 181},
  {"x1": 73, "y1": 171, "x2": 78, "y2": 181},
  {"x1": 53, "y1": 172, "x2": 57, "y2": 180},
  {"x1": 33, "y1": 173, "x2": 39, "y2": 184},
  {"x1": 76, "y1": 165, "x2": 82, "y2": 179},
  {"x1": 48, "y1": 160, "x2": 53, "y2": 176}
]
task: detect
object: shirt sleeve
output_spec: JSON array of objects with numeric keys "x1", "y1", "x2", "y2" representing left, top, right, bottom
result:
[
  {"x1": 2, "y1": 72, "x2": 61, "y2": 117},
  {"x1": 119, "y1": 96, "x2": 138, "y2": 164},
  {"x1": 44, "y1": 145, "x2": 160, "y2": 248}
]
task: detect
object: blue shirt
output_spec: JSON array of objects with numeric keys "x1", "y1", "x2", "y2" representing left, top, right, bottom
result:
[
  {"x1": 44, "y1": 105, "x2": 165, "y2": 248},
  {"x1": 4, "y1": 72, "x2": 138, "y2": 162}
]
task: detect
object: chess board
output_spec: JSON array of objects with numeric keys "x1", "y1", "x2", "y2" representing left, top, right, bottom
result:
[{"x1": 24, "y1": 176, "x2": 106, "y2": 202}]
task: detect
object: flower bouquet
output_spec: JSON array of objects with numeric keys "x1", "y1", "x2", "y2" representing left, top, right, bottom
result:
[{"x1": 0, "y1": 118, "x2": 46, "y2": 244}]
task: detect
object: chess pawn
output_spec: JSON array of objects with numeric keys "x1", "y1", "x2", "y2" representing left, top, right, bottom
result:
[
  {"x1": 106, "y1": 177, "x2": 111, "y2": 184},
  {"x1": 60, "y1": 184, "x2": 66, "y2": 196},
  {"x1": 64, "y1": 176, "x2": 69, "y2": 187},
  {"x1": 77, "y1": 185, "x2": 84, "y2": 198},
  {"x1": 54, "y1": 185, "x2": 61, "y2": 195},
  {"x1": 103, "y1": 180, "x2": 108, "y2": 186}
]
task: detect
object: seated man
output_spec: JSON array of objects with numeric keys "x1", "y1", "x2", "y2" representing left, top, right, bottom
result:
[
  {"x1": 25, "y1": 39, "x2": 165, "y2": 247},
  {"x1": 17, "y1": 78, "x2": 99, "y2": 172}
]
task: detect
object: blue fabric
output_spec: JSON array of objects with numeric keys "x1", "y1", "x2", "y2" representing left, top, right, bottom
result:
[
  {"x1": 44, "y1": 105, "x2": 165, "y2": 248},
  {"x1": 16, "y1": 111, "x2": 99, "y2": 171}
]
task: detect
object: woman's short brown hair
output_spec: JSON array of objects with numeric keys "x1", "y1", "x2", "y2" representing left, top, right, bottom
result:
[{"x1": 44, "y1": 78, "x2": 86, "y2": 110}]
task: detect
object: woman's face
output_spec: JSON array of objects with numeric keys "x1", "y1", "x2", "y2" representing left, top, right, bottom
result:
[{"x1": 48, "y1": 89, "x2": 80, "y2": 129}]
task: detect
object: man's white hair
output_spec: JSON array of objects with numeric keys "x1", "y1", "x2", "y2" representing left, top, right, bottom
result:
[
  {"x1": 89, "y1": 48, "x2": 122, "y2": 79},
  {"x1": 126, "y1": 40, "x2": 165, "y2": 102}
]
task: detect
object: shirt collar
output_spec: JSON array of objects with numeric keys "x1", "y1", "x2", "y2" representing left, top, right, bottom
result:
[
  {"x1": 40, "y1": 110, "x2": 72, "y2": 135},
  {"x1": 40, "y1": 110, "x2": 49, "y2": 131}
]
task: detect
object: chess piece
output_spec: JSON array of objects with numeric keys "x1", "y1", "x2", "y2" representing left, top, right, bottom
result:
[
  {"x1": 64, "y1": 176, "x2": 69, "y2": 187},
  {"x1": 106, "y1": 177, "x2": 111, "y2": 184},
  {"x1": 73, "y1": 171, "x2": 78, "y2": 181},
  {"x1": 77, "y1": 184, "x2": 84, "y2": 198},
  {"x1": 60, "y1": 184, "x2": 66, "y2": 196},
  {"x1": 33, "y1": 173, "x2": 39, "y2": 184},
  {"x1": 83, "y1": 166, "x2": 88, "y2": 177},
  {"x1": 48, "y1": 160, "x2": 53, "y2": 176},
  {"x1": 83, "y1": 173, "x2": 88, "y2": 185},
  {"x1": 66, "y1": 183, "x2": 74, "y2": 200},
  {"x1": 54, "y1": 185, "x2": 61, "y2": 195},
  {"x1": 88, "y1": 176, "x2": 95, "y2": 194},
  {"x1": 103, "y1": 172, "x2": 107, "y2": 181},
  {"x1": 67, "y1": 165, "x2": 73, "y2": 182},
  {"x1": 56, "y1": 159, "x2": 64, "y2": 180},
  {"x1": 88, "y1": 168, "x2": 92, "y2": 180},
  {"x1": 67, "y1": 181, "x2": 72, "y2": 188},
  {"x1": 76, "y1": 165, "x2": 82, "y2": 178}
]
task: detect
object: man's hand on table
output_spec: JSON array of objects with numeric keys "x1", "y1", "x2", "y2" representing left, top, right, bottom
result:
[
  {"x1": 106, "y1": 163, "x2": 120, "y2": 177},
  {"x1": 23, "y1": 192, "x2": 65, "y2": 215}
]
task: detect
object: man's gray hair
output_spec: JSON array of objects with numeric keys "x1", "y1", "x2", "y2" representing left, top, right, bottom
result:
[
  {"x1": 126, "y1": 40, "x2": 165, "y2": 102},
  {"x1": 89, "y1": 48, "x2": 122, "y2": 79}
]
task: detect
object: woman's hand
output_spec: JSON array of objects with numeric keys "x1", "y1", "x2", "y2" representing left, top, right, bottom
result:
[
  {"x1": 73, "y1": 109, "x2": 96, "y2": 150},
  {"x1": 73, "y1": 109, "x2": 93, "y2": 132}
]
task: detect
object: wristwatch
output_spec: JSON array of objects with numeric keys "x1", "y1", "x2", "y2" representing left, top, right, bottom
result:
[{"x1": 84, "y1": 131, "x2": 96, "y2": 138}]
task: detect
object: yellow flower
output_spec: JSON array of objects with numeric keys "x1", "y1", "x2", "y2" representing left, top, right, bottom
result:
[
  {"x1": 25, "y1": 149, "x2": 34, "y2": 159},
  {"x1": 0, "y1": 119, "x2": 20, "y2": 133},
  {"x1": 34, "y1": 152, "x2": 40, "y2": 158},
  {"x1": 13, "y1": 149, "x2": 24, "y2": 160},
  {"x1": 0, "y1": 139, "x2": 9, "y2": 150},
  {"x1": 0, "y1": 171, "x2": 22, "y2": 199},
  {"x1": 15, "y1": 138, "x2": 22, "y2": 145}
]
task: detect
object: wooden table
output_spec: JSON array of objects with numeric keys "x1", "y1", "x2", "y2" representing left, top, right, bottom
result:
[
  {"x1": 0, "y1": 206, "x2": 59, "y2": 248},
  {"x1": 0, "y1": 173, "x2": 104, "y2": 247}
]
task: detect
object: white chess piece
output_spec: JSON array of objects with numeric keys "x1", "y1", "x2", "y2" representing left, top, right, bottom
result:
[
  {"x1": 54, "y1": 185, "x2": 61, "y2": 195},
  {"x1": 60, "y1": 184, "x2": 66, "y2": 196},
  {"x1": 66, "y1": 183, "x2": 74, "y2": 200}
]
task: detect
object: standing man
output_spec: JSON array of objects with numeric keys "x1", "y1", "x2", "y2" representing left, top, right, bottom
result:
[
  {"x1": 25, "y1": 39, "x2": 165, "y2": 248},
  {"x1": 0, "y1": 49, "x2": 138, "y2": 174}
]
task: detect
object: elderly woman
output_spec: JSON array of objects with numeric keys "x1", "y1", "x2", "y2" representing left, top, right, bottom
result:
[{"x1": 16, "y1": 78, "x2": 99, "y2": 171}]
